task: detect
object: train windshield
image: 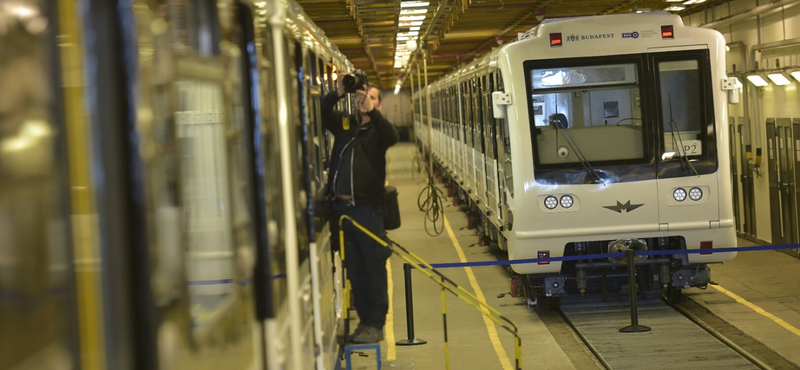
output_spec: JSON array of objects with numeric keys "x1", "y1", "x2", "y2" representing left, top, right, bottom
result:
[
  {"x1": 525, "y1": 50, "x2": 716, "y2": 184},
  {"x1": 529, "y1": 61, "x2": 646, "y2": 168}
]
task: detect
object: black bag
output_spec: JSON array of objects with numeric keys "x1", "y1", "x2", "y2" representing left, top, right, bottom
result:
[{"x1": 384, "y1": 186, "x2": 401, "y2": 230}]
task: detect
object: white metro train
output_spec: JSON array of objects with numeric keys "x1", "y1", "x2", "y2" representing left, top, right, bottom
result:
[
  {"x1": 1, "y1": 0, "x2": 353, "y2": 369},
  {"x1": 414, "y1": 13, "x2": 738, "y2": 304}
]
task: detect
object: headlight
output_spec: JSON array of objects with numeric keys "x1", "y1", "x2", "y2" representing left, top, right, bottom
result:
[
  {"x1": 544, "y1": 196, "x2": 558, "y2": 209},
  {"x1": 689, "y1": 187, "x2": 703, "y2": 201},
  {"x1": 673, "y1": 188, "x2": 687, "y2": 202},
  {"x1": 560, "y1": 195, "x2": 574, "y2": 208}
]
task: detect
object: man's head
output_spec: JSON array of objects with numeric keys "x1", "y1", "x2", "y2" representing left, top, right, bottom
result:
[{"x1": 367, "y1": 83, "x2": 382, "y2": 111}]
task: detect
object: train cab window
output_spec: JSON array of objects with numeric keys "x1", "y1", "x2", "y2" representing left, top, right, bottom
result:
[
  {"x1": 526, "y1": 61, "x2": 646, "y2": 168},
  {"x1": 652, "y1": 50, "x2": 717, "y2": 177},
  {"x1": 657, "y1": 60, "x2": 703, "y2": 159}
]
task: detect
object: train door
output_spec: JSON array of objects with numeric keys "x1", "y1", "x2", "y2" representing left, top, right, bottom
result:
[
  {"x1": 1, "y1": 3, "x2": 80, "y2": 368},
  {"x1": 729, "y1": 118, "x2": 741, "y2": 233},
  {"x1": 286, "y1": 37, "x2": 315, "y2": 369},
  {"x1": 777, "y1": 118, "x2": 797, "y2": 245},
  {"x1": 493, "y1": 71, "x2": 513, "y2": 249},
  {"x1": 454, "y1": 86, "x2": 462, "y2": 181},
  {"x1": 239, "y1": 3, "x2": 293, "y2": 369},
  {"x1": 768, "y1": 117, "x2": 799, "y2": 249},
  {"x1": 739, "y1": 117, "x2": 757, "y2": 238},
  {"x1": 484, "y1": 73, "x2": 501, "y2": 228},
  {"x1": 460, "y1": 81, "x2": 471, "y2": 194},
  {"x1": 793, "y1": 118, "x2": 800, "y2": 256},
  {"x1": 766, "y1": 118, "x2": 783, "y2": 243},
  {"x1": 310, "y1": 57, "x2": 339, "y2": 370},
  {"x1": 457, "y1": 83, "x2": 467, "y2": 188},
  {"x1": 449, "y1": 91, "x2": 456, "y2": 175},
  {"x1": 67, "y1": 1, "x2": 265, "y2": 369},
  {"x1": 473, "y1": 76, "x2": 487, "y2": 207}
]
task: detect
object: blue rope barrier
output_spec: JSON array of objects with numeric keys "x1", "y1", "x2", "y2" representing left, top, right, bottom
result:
[{"x1": 408, "y1": 243, "x2": 800, "y2": 270}]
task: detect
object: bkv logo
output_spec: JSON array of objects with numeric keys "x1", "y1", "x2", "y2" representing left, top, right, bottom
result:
[
  {"x1": 622, "y1": 31, "x2": 640, "y2": 39},
  {"x1": 566, "y1": 34, "x2": 580, "y2": 42}
]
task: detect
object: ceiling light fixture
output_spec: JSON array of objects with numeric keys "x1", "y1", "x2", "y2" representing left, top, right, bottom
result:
[
  {"x1": 400, "y1": 1, "x2": 429, "y2": 7},
  {"x1": 767, "y1": 72, "x2": 792, "y2": 85},
  {"x1": 399, "y1": 15, "x2": 426, "y2": 21},
  {"x1": 400, "y1": 8, "x2": 427, "y2": 15},
  {"x1": 746, "y1": 74, "x2": 769, "y2": 87}
]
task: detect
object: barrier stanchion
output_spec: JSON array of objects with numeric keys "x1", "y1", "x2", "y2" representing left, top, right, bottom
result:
[
  {"x1": 441, "y1": 275, "x2": 450, "y2": 370},
  {"x1": 396, "y1": 263, "x2": 427, "y2": 345},
  {"x1": 620, "y1": 249, "x2": 651, "y2": 333}
]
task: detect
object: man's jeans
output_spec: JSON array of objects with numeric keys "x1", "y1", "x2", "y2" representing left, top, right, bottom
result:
[{"x1": 331, "y1": 202, "x2": 391, "y2": 329}]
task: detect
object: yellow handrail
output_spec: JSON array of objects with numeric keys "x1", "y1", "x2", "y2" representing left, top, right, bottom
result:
[{"x1": 338, "y1": 215, "x2": 522, "y2": 370}]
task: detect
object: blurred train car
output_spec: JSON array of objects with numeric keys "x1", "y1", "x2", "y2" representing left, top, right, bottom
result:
[
  {"x1": 414, "y1": 13, "x2": 738, "y2": 306},
  {"x1": 0, "y1": 0, "x2": 351, "y2": 369}
]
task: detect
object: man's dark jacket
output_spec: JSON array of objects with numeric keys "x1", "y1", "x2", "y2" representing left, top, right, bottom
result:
[{"x1": 322, "y1": 91, "x2": 399, "y2": 208}]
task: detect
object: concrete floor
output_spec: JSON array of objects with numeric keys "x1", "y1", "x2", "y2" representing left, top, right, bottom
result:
[{"x1": 343, "y1": 142, "x2": 800, "y2": 369}]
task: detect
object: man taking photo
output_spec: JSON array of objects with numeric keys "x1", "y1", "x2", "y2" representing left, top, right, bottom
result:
[{"x1": 322, "y1": 71, "x2": 399, "y2": 344}]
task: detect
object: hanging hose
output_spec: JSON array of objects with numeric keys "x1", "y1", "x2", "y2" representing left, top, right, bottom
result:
[{"x1": 417, "y1": 166, "x2": 446, "y2": 236}]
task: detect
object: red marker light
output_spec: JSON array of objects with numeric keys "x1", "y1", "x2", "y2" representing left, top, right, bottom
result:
[
  {"x1": 550, "y1": 33, "x2": 562, "y2": 46},
  {"x1": 700, "y1": 241, "x2": 712, "y2": 255},
  {"x1": 661, "y1": 25, "x2": 674, "y2": 39},
  {"x1": 538, "y1": 250, "x2": 550, "y2": 265}
]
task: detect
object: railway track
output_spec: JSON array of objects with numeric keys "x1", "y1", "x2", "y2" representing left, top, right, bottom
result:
[{"x1": 558, "y1": 292, "x2": 776, "y2": 370}]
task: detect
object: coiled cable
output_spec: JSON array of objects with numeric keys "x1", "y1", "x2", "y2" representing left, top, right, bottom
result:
[{"x1": 417, "y1": 166, "x2": 446, "y2": 236}]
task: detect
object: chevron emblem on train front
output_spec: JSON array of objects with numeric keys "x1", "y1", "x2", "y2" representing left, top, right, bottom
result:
[{"x1": 603, "y1": 200, "x2": 644, "y2": 213}]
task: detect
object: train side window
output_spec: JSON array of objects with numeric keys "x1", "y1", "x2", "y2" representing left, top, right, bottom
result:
[{"x1": 167, "y1": 0, "x2": 221, "y2": 55}]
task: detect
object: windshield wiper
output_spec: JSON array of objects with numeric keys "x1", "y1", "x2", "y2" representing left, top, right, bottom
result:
[
  {"x1": 666, "y1": 94, "x2": 699, "y2": 176},
  {"x1": 549, "y1": 113, "x2": 603, "y2": 184}
]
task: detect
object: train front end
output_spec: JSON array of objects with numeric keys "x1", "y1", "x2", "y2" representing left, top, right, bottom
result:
[{"x1": 499, "y1": 14, "x2": 737, "y2": 300}]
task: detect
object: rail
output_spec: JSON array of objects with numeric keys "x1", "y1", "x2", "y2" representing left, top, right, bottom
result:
[{"x1": 338, "y1": 215, "x2": 523, "y2": 370}]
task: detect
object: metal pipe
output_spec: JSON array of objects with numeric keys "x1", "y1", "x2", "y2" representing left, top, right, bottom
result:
[
  {"x1": 417, "y1": 62, "x2": 426, "y2": 163},
  {"x1": 728, "y1": 42, "x2": 753, "y2": 167},
  {"x1": 699, "y1": 0, "x2": 800, "y2": 29},
  {"x1": 269, "y1": 3, "x2": 303, "y2": 367},
  {"x1": 396, "y1": 263, "x2": 427, "y2": 345},
  {"x1": 619, "y1": 249, "x2": 651, "y2": 333},
  {"x1": 424, "y1": 51, "x2": 434, "y2": 177},
  {"x1": 411, "y1": 70, "x2": 418, "y2": 152},
  {"x1": 728, "y1": 41, "x2": 757, "y2": 237}
]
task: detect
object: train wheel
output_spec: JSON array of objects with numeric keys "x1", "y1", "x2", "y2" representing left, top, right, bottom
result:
[
  {"x1": 545, "y1": 296, "x2": 562, "y2": 311},
  {"x1": 534, "y1": 292, "x2": 561, "y2": 311},
  {"x1": 663, "y1": 285, "x2": 683, "y2": 304}
]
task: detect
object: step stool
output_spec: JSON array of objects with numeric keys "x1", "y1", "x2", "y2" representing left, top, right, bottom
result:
[{"x1": 344, "y1": 343, "x2": 381, "y2": 370}]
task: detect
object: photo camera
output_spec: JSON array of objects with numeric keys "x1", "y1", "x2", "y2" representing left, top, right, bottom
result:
[{"x1": 342, "y1": 69, "x2": 369, "y2": 93}]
